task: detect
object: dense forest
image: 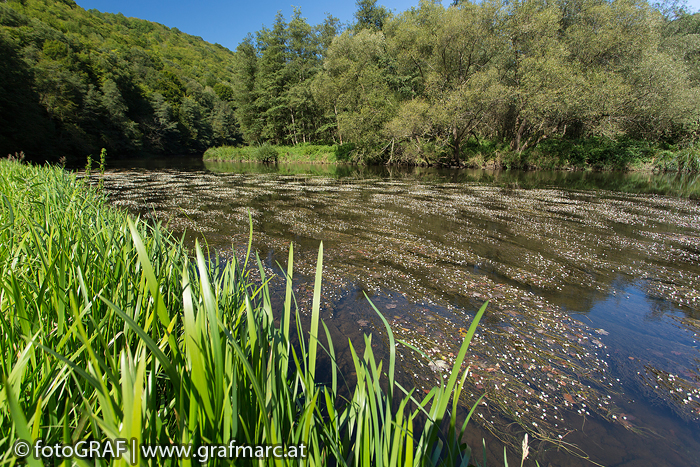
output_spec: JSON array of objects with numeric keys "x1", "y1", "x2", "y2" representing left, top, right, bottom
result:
[
  {"x1": 0, "y1": 0, "x2": 241, "y2": 162},
  {"x1": 1, "y1": 0, "x2": 700, "y2": 166},
  {"x1": 230, "y1": 0, "x2": 700, "y2": 167}
]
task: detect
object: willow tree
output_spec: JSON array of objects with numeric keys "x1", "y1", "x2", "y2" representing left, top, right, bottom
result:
[
  {"x1": 315, "y1": 29, "x2": 398, "y2": 159},
  {"x1": 558, "y1": 0, "x2": 699, "y2": 140},
  {"x1": 384, "y1": 0, "x2": 507, "y2": 164}
]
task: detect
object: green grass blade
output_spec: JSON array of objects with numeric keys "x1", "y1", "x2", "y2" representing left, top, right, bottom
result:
[{"x1": 308, "y1": 241, "x2": 323, "y2": 383}]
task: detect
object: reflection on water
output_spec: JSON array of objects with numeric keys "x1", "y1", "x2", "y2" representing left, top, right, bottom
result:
[
  {"x1": 108, "y1": 158, "x2": 700, "y2": 198},
  {"x1": 100, "y1": 161, "x2": 700, "y2": 466}
]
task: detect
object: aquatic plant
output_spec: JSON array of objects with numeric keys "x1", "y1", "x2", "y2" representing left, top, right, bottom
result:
[
  {"x1": 203, "y1": 143, "x2": 350, "y2": 164},
  {"x1": 97, "y1": 167, "x2": 700, "y2": 463},
  {"x1": 0, "y1": 160, "x2": 493, "y2": 466},
  {"x1": 85, "y1": 153, "x2": 92, "y2": 175},
  {"x1": 98, "y1": 148, "x2": 107, "y2": 189}
]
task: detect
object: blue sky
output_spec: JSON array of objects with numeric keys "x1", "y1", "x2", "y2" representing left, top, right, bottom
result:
[
  {"x1": 74, "y1": 0, "x2": 430, "y2": 51},
  {"x1": 75, "y1": 0, "x2": 700, "y2": 52},
  {"x1": 684, "y1": 0, "x2": 700, "y2": 11}
]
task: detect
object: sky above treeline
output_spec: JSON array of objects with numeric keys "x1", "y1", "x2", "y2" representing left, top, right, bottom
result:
[
  {"x1": 74, "y1": 0, "x2": 430, "y2": 50},
  {"x1": 75, "y1": 0, "x2": 700, "y2": 52}
]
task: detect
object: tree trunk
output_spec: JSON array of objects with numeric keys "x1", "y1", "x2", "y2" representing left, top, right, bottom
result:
[
  {"x1": 290, "y1": 111, "x2": 299, "y2": 145},
  {"x1": 512, "y1": 116, "x2": 527, "y2": 153},
  {"x1": 452, "y1": 125, "x2": 461, "y2": 166},
  {"x1": 334, "y1": 105, "x2": 342, "y2": 144}
]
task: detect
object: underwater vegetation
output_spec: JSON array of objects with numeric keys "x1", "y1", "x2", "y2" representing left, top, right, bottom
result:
[{"x1": 96, "y1": 166, "x2": 700, "y2": 464}]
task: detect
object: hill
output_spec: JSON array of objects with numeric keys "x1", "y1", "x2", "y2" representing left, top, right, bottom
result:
[{"x1": 0, "y1": 0, "x2": 241, "y2": 162}]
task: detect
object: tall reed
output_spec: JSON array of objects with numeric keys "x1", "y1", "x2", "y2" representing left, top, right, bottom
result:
[{"x1": 0, "y1": 160, "x2": 486, "y2": 466}]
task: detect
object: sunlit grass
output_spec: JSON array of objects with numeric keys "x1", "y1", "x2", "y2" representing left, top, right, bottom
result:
[
  {"x1": 203, "y1": 143, "x2": 356, "y2": 164},
  {"x1": 0, "y1": 160, "x2": 487, "y2": 466}
]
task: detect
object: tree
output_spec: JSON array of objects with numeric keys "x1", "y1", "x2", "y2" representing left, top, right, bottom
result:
[
  {"x1": 0, "y1": 30, "x2": 54, "y2": 159},
  {"x1": 285, "y1": 8, "x2": 320, "y2": 144},
  {"x1": 143, "y1": 92, "x2": 179, "y2": 152},
  {"x1": 318, "y1": 29, "x2": 397, "y2": 158},
  {"x1": 385, "y1": 1, "x2": 507, "y2": 164},
  {"x1": 211, "y1": 100, "x2": 240, "y2": 146},
  {"x1": 232, "y1": 36, "x2": 261, "y2": 143},
  {"x1": 178, "y1": 96, "x2": 210, "y2": 149},
  {"x1": 558, "y1": 0, "x2": 698, "y2": 140},
  {"x1": 254, "y1": 12, "x2": 290, "y2": 143},
  {"x1": 213, "y1": 82, "x2": 234, "y2": 101},
  {"x1": 354, "y1": 0, "x2": 390, "y2": 32}
]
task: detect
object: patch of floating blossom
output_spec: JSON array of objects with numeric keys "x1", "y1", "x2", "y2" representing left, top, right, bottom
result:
[
  {"x1": 99, "y1": 168, "x2": 700, "y2": 453},
  {"x1": 639, "y1": 366, "x2": 700, "y2": 423},
  {"x1": 384, "y1": 282, "x2": 620, "y2": 450}
]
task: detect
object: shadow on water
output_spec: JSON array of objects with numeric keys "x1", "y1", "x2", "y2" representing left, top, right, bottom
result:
[{"x1": 98, "y1": 159, "x2": 700, "y2": 466}]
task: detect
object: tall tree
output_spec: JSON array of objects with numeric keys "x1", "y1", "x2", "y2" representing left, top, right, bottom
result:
[
  {"x1": 254, "y1": 12, "x2": 290, "y2": 143},
  {"x1": 354, "y1": 0, "x2": 390, "y2": 32},
  {"x1": 318, "y1": 29, "x2": 397, "y2": 158},
  {"x1": 232, "y1": 36, "x2": 261, "y2": 143},
  {"x1": 385, "y1": 1, "x2": 507, "y2": 164}
]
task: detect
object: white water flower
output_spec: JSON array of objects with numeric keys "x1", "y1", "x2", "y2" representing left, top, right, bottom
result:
[{"x1": 521, "y1": 433, "x2": 530, "y2": 467}]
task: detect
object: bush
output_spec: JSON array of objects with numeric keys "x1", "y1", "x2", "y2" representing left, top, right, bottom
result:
[
  {"x1": 656, "y1": 143, "x2": 700, "y2": 173},
  {"x1": 253, "y1": 144, "x2": 279, "y2": 163}
]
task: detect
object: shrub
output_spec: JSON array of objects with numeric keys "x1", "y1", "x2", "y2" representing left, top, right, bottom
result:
[{"x1": 253, "y1": 144, "x2": 279, "y2": 163}]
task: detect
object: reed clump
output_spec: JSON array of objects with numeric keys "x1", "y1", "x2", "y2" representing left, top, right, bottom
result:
[{"x1": 0, "y1": 159, "x2": 488, "y2": 466}]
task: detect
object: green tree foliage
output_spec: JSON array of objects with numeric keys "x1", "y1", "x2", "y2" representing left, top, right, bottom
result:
[
  {"x1": 384, "y1": 0, "x2": 508, "y2": 164},
  {"x1": 0, "y1": 0, "x2": 241, "y2": 162},
  {"x1": 0, "y1": 30, "x2": 54, "y2": 156},
  {"x1": 3, "y1": 0, "x2": 700, "y2": 166},
  {"x1": 318, "y1": 29, "x2": 398, "y2": 160},
  {"x1": 314, "y1": 0, "x2": 699, "y2": 164},
  {"x1": 231, "y1": 36, "x2": 261, "y2": 144},
  {"x1": 353, "y1": 0, "x2": 390, "y2": 32},
  {"x1": 230, "y1": 9, "x2": 341, "y2": 146}
]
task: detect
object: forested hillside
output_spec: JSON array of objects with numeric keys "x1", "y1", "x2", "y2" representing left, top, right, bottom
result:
[
  {"x1": 230, "y1": 0, "x2": 700, "y2": 167},
  {"x1": 2, "y1": 0, "x2": 700, "y2": 167},
  {"x1": 0, "y1": 0, "x2": 240, "y2": 162}
]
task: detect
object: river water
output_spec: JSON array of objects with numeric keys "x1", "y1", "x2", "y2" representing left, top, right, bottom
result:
[{"x1": 101, "y1": 159, "x2": 700, "y2": 466}]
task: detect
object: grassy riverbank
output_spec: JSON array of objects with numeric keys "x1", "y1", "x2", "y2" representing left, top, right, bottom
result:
[
  {"x1": 489, "y1": 138, "x2": 700, "y2": 172},
  {"x1": 0, "y1": 160, "x2": 494, "y2": 466},
  {"x1": 205, "y1": 138, "x2": 700, "y2": 172},
  {"x1": 203, "y1": 143, "x2": 356, "y2": 164}
]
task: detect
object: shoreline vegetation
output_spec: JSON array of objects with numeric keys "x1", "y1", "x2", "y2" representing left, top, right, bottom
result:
[
  {"x1": 204, "y1": 139, "x2": 700, "y2": 173},
  {"x1": 203, "y1": 143, "x2": 356, "y2": 165},
  {"x1": 0, "y1": 159, "x2": 518, "y2": 466},
  {"x1": 2, "y1": 0, "x2": 700, "y2": 172}
]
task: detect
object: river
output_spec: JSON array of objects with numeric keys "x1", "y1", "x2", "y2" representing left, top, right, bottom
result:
[{"x1": 100, "y1": 159, "x2": 700, "y2": 466}]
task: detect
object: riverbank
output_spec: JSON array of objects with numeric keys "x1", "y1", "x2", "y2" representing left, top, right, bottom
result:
[
  {"x1": 0, "y1": 160, "x2": 492, "y2": 466},
  {"x1": 203, "y1": 143, "x2": 356, "y2": 164},
  {"x1": 205, "y1": 138, "x2": 700, "y2": 173}
]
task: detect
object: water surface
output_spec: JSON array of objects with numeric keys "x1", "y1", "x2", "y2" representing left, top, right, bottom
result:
[{"x1": 101, "y1": 161, "x2": 700, "y2": 466}]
